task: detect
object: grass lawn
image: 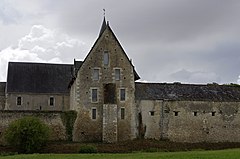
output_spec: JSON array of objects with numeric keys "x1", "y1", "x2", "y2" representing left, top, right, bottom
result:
[{"x1": 0, "y1": 149, "x2": 240, "y2": 159}]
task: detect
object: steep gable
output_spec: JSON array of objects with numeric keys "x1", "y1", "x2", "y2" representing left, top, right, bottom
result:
[{"x1": 80, "y1": 19, "x2": 140, "y2": 80}]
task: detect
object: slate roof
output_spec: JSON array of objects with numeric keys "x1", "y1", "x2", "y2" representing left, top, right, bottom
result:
[
  {"x1": 0, "y1": 82, "x2": 6, "y2": 95},
  {"x1": 6, "y1": 62, "x2": 73, "y2": 94},
  {"x1": 135, "y1": 82, "x2": 240, "y2": 102}
]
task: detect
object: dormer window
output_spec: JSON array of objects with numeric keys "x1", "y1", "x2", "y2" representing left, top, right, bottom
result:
[{"x1": 103, "y1": 51, "x2": 109, "y2": 65}]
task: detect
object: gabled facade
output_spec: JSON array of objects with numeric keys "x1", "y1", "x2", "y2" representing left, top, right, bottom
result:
[{"x1": 71, "y1": 18, "x2": 139, "y2": 142}]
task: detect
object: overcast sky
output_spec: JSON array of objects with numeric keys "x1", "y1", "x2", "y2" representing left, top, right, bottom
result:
[{"x1": 1, "y1": 0, "x2": 240, "y2": 84}]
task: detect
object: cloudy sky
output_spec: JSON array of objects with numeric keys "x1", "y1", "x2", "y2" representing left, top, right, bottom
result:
[{"x1": 1, "y1": 0, "x2": 240, "y2": 84}]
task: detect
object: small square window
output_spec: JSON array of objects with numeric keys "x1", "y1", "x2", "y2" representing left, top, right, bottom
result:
[
  {"x1": 121, "y1": 108, "x2": 125, "y2": 119},
  {"x1": 92, "y1": 108, "x2": 97, "y2": 120},
  {"x1": 50, "y1": 97, "x2": 54, "y2": 106},
  {"x1": 93, "y1": 69, "x2": 99, "y2": 80},
  {"x1": 120, "y1": 89, "x2": 126, "y2": 101},
  {"x1": 17, "y1": 97, "x2": 22, "y2": 106},
  {"x1": 115, "y1": 69, "x2": 120, "y2": 80},
  {"x1": 174, "y1": 111, "x2": 179, "y2": 116},
  {"x1": 212, "y1": 112, "x2": 216, "y2": 116},
  {"x1": 149, "y1": 111, "x2": 155, "y2": 116},
  {"x1": 92, "y1": 89, "x2": 98, "y2": 102},
  {"x1": 193, "y1": 112, "x2": 197, "y2": 116}
]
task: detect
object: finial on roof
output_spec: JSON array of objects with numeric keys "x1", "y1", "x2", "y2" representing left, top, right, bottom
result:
[
  {"x1": 99, "y1": 9, "x2": 107, "y2": 36},
  {"x1": 103, "y1": 8, "x2": 106, "y2": 17}
]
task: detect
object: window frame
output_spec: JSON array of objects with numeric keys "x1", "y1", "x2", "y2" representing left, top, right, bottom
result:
[
  {"x1": 16, "y1": 96, "x2": 22, "y2": 106},
  {"x1": 93, "y1": 68, "x2": 100, "y2": 80},
  {"x1": 49, "y1": 96, "x2": 54, "y2": 106},
  {"x1": 120, "y1": 107, "x2": 125, "y2": 120},
  {"x1": 120, "y1": 88, "x2": 126, "y2": 101},
  {"x1": 115, "y1": 68, "x2": 121, "y2": 80},
  {"x1": 92, "y1": 108, "x2": 97, "y2": 120},
  {"x1": 91, "y1": 88, "x2": 98, "y2": 103},
  {"x1": 103, "y1": 51, "x2": 109, "y2": 66}
]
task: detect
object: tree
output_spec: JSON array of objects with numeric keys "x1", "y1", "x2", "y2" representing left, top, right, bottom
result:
[{"x1": 4, "y1": 116, "x2": 50, "y2": 153}]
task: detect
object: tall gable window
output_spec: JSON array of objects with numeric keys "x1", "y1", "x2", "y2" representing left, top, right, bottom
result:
[
  {"x1": 17, "y1": 96, "x2": 22, "y2": 106},
  {"x1": 103, "y1": 51, "x2": 109, "y2": 65},
  {"x1": 49, "y1": 97, "x2": 54, "y2": 106},
  {"x1": 120, "y1": 88, "x2": 126, "y2": 101},
  {"x1": 93, "y1": 68, "x2": 99, "y2": 80},
  {"x1": 115, "y1": 69, "x2": 120, "y2": 80},
  {"x1": 91, "y1": 88, "x2": 98, "y2": 103}
]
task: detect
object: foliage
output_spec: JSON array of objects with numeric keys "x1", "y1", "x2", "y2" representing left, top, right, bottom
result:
[
  {"x1": 61, "y1": 111, "x2": 77, "y2": 141},
  {"x1": 78, "y1": 145, "x2": 98, "y2": 153},
  {"x1": 4, "y1": 116, "x2": 50, "y2": 153},
  {"x1": 1, "y1": 149, "x2": 240, "y2": 159}
]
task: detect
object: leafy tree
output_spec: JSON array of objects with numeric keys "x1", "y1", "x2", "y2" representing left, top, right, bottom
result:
[{"x1": 4, "y1": 116, "x2": 50, "y2": 153}]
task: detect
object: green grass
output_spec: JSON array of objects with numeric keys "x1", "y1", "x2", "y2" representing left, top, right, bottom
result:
[{"x1": 1, "y1": 149, "x2": 240, "y2": 159}]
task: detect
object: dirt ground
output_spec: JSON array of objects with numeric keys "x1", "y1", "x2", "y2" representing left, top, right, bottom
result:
[{"x1": 1, "y1": 139, "x2": 240, "y2": 153}]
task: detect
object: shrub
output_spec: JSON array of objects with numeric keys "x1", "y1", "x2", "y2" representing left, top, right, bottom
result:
[
  {"x1": 79, "y1": 145, "x2": 98, "y2": 153},
  {"x1": 4, "y1": 116, "x2": 50, "y2": 153}
]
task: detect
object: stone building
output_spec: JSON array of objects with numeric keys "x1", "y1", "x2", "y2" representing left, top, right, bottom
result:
[
  {"x1": 1, "y1": 17, "x2": 240, "y2": 143},
  {"x1": 5, "y1": 62, "x2": 72, "y2": 111}
]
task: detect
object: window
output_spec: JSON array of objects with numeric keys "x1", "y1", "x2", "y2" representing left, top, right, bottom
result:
[
  {"x1": 193, "y1": 112, "x2": 197, "y2": 116},
  {"x1": 120, "y1": 89, "x2": 126, "y2": 101},
  {"x1": 115, "y1": 69, "x2": 120, "y2": 80},
  {"x1": 93, "y1": 69, "x2": 99, "y2": 80},
  {"x1": 92, "y1": 89, "x2": 98, "y2": 102},
  {"x1": 149, "y1": 111, "x2": 155, "y2": 116},
  {"x1": 121, "y1": 108, "x2": 125, "y2": 119},
  {"x1": 212, "y1": 112, "x2": 216, "y2": 116},
  {"x1": 103, "y1": 51, "x2": 109, "y2": 65},
  {"x1": 17, "y1": 96, "x2": 22, "y2": 106},
  {"x1": 174, "y1": 111, "x2": 179, "y2": 116},
  {"x1": 92, "y1": 108, "x2": 97, "y2": 119},
  {"x1": 50, "y1": 97, "x2": 54, "y2": 106}
]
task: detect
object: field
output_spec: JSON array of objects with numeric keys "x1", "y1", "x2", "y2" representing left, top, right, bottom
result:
[{"x1": 0, "y1": 149, "x2": 240, "y2": 159}]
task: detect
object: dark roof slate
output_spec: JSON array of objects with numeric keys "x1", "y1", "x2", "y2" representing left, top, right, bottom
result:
[
  {"x1": 7, "y1": 62, "x2": 73, "y2": 94},
  {"x1": 135, "y1": 82, "x2": 240, "y2": 102}
]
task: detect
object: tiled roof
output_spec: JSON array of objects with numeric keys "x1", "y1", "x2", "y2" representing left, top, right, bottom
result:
[
  {"x1": 6, "y1": 62, "x2": 73, "y2": 94},
  {"x1": 135, "y1": 82, "x2": 240, "y2": 102}
]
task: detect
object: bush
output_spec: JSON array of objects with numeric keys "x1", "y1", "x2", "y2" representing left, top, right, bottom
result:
[
  {"x1": 79, "y1": 145, "x2": 98, "y2": 153},
  {"x1": 4, "y1": 116, "x2": 50, "y2": 153}
]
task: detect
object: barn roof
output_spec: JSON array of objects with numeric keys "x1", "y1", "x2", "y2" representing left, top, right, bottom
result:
[
  {"x1": 6, "y1": 62, "x2": 73, "y2": 94},
  {"x1": 135, "y1": 82, "x2": 240, "y2": 102}
]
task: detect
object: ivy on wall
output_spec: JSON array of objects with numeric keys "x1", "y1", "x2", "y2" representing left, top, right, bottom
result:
[{"x1": 61, "y1": 110, "x2": 77, "y2": 141}]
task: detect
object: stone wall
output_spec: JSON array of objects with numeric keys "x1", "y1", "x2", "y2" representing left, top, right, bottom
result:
[
  {"x1": 0, "y1": 83, "x2": 6, "y2": 110},
  {"x1": 0, "y1": 110, "x2": 67, "y2": 144},
  {"x1": 137, "y1": 100, "x2": 240, "y2": 143},
  {"x1": 5, "y1": 93, "x2": 70, "y2": 111}
]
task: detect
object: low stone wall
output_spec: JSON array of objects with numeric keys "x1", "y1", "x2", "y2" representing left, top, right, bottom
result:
[{"x1": 0, "y1": 110, "x2": 67, "y2": 145}]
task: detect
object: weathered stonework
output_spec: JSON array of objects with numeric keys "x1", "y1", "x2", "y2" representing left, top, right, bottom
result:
[
  {"x1": 5, "y1": 93, "x2": 69, "y2": 111},
  {"x1": 0, "y1": 111, "x2": 66, "y2": 144},
  {"x1": 0, "y1": 83, "x2": 5, "y2": 110},
  {"x1": 137, "y1": 100, "x2": 240, "y2": 143},
  {"x1": 72, "y1": 20, "x2": 136, "y2": 142}
]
